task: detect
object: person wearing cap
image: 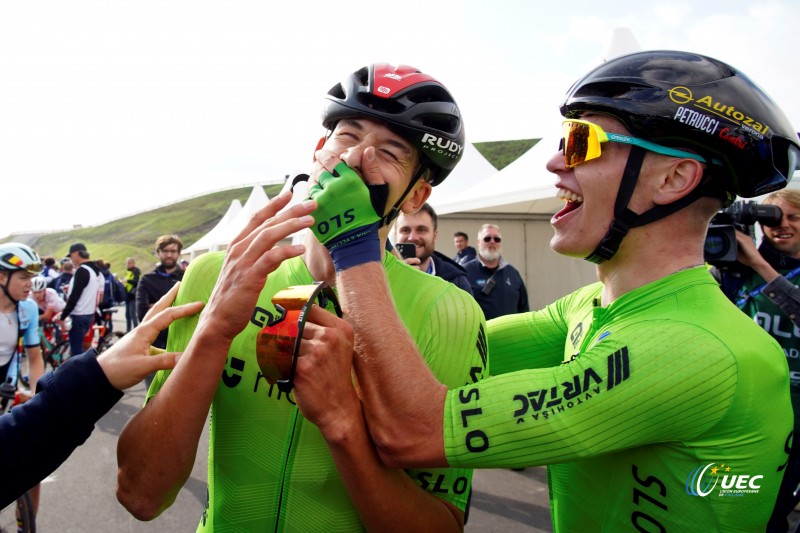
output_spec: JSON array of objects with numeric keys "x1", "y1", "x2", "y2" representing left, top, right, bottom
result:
[
  {"x1": 289, "y1": 51, "x2": 800, "y2": 531},
  {"x1": 117, "y1": 64, "x2": 485, "y2": 531},
  {"x1": 59, "y1": 243, "x2": 103, "y2": 357}
]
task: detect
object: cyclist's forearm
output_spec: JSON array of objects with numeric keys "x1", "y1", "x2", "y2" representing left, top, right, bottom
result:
[
  {"x1": 26, "y1": 346, "x2": 44, "y2": 392},
  {"x1": 322, "y1": 405, "x2": 463, "y2": 532},
  {"x1": 337, "y1": 262, "x2": 448, "y2": 468},
  {"x1": 116, "y1": 327, "x2": 232, "y2": 520}
]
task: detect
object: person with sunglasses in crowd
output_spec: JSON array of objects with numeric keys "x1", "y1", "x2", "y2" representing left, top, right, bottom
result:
[
  {"x1": 463, "y1": 224, "x2": 528, "y2": 320},
  {"x1": 116, "y1": 64, "x2": 487, "y2": 531},
  {"x1": 286, "y1": 51, "x2": 800, "y2": 531}
]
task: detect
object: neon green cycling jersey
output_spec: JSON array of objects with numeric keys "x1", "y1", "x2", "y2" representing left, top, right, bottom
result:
[
  {"x1": 443, "y1": 267, "x2": 792, "y2": 532},
  {"x1": 148, "y1": 252, "x2": 488, "y2": 532}
]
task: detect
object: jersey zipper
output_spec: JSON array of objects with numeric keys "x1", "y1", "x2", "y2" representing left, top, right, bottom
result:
[{"x1": 273, "y1": 405, "x2": 302, "y2": 532}]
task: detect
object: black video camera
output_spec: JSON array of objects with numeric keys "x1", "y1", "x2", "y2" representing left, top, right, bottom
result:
[{"x1": 703, "y1": 200, "x2": 783, "y2": 265}]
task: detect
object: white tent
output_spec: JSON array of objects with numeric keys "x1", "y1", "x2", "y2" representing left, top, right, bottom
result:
[
  {"x1": 184, "y1": 199, "x2": 242, "y2": 259},
  {"x1": 185, "y1": 186, "x2": 270, "y2": 258},
  {"x1": 427, "y1": 143, "x2": 497, "y2": 206},
  {"x1": 431, "y1": 138, "x2": 559, "y2": 216}
]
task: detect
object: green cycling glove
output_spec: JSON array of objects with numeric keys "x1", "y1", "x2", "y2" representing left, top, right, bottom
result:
[{"x1": 307, "y1": 162, "x2": 390, "y2": 271}]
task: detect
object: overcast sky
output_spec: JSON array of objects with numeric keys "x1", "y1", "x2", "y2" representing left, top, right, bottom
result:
[{"x1": 1, "y1": 0, "x2": 798, "y2": 238}]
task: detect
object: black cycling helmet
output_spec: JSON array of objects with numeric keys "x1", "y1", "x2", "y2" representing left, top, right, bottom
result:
[
  {"x1": 561, "y1": 50, "x2": 800, "y2": 199},
  {"x1": 321, "y1": 63, "x2": 465, "y2": 186}
]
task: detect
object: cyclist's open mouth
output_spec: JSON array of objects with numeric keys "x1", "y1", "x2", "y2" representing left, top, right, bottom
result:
[{"x1": 553, "y1": 187, "x2": 584, "y2": 221}]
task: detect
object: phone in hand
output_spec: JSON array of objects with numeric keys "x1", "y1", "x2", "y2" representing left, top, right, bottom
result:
[{"x1": 395, "y1": 242, "x2": 416, "y2": 260}]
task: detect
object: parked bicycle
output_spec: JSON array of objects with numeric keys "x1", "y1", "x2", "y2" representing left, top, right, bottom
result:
[{"x1": 39, "y1": 318, "x2": 71, "y2": 373}]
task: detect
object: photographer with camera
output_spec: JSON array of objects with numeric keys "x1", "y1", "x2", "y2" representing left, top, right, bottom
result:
[{"x1": 712, "y1": 189, "x2": 800, "y2": 532}]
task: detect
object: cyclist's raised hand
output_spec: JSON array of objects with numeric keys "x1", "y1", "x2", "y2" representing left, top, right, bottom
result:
[
  {"x1": 199, "y1": 189, "x2": 314, "y2": 343},
  {"x1": 96, "y1": 283, "x2": 203, "y2": 390}
]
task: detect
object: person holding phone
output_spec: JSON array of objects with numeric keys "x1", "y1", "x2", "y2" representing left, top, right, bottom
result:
[
  {"x1": 394, "y1": 203, "x2": 472, "y2": 295},
  {"x1": 463, "y1": 224, "x2": 528, "y2": 319}
]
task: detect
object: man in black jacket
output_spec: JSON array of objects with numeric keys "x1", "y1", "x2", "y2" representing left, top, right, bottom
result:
[
  {"x1": 394, "y1": 203, "x2": 473, "y2": 295},
  {"x1": 136, "y1": 235, "x2": 184, "y2": 351}
]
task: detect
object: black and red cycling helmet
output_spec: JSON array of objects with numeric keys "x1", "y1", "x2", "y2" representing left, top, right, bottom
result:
[
  {"x1": 321, "y1": 63, "x2": 465, "y2": 186},
  {"x1": 561, "y1": 50, "x2": 799, "y2": 198}
]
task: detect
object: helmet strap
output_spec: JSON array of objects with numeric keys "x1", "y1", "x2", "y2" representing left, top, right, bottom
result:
[
  {"x1": 0, "y1": 270, "x2": 18, "y2": 305},
  {"x1": 585, "y1": 147, "x2": 647, "y2": 263},
  {"x1": 380, "y1": 163, "x2": 429, "y2": 228},
  {"x1": 585, "y1": 146, "x2": 716, "y2": 263}
]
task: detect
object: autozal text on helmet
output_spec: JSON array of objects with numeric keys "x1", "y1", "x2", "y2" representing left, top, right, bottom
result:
[
  {"x1": 673, "y1": 107, "x2": 720, "y2": 135},
  {"x1": 669, "y1": 86, "x2": 770, "y2": 135},
  {"x1": 315, "y1": 209, "x2": 356, "y2": 235},
  {"x1": 421, "y1": 133, "x2": 464, "y2": 158}
]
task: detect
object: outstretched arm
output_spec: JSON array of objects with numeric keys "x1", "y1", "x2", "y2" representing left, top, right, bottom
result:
[
  {"x1": 116, "y1": 191, "x2": 315, "y2": 520},
  {"x1": 0, "y1": 288, "x2": 202, "y2": 508}
]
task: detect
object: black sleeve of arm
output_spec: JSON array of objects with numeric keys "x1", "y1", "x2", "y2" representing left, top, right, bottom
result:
[
  {"x1": 61, "y1": 267, "x2": 90, "y2": 319},
  {"x1": 455, "y1": 274, "x2": 474, "y2": 296},
  {"x1": 518, "y1": 275, "x2": 530, "y2": 313},
  {"x1": 0, "y1": 351, "x2": 123, "y2": 507},
  {"x1": 135, "y1": 277, "x2": 149, "y2": 321},
  {"x1": 763, "y1": 275, "x2": 800, "y2": 327}
]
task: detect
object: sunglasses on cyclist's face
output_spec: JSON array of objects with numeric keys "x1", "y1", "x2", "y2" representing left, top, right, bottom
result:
[
  {"x1": 560, "y1": 119, "x2": 718, "y2": 169},
  {"x1": 482, "y1": 236, "x2": 501, "y2": 243}
]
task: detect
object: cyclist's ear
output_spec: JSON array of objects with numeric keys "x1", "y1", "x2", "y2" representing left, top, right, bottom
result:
[{"x1": 399, "y1": 180, "x2": 432, "y2": 215}]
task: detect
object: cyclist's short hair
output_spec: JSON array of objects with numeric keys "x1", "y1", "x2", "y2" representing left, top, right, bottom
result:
[
  {"x1": 155, "y1": 234, "x2": 184, "y2": 253},
  {"x1": 454, "y1": 231, "x2": 469, "y2": 241},
  {"x1": 415, "y1": 203, "x2": 438, "y2": 231}
]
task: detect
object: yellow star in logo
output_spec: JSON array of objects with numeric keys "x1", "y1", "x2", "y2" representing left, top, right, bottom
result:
[
  {"x1": 725, "y1": 467, "x2": 731, "y2": 472},
  {"x1": 710, "y1": 466, "x2": 719, "y2": 475}
]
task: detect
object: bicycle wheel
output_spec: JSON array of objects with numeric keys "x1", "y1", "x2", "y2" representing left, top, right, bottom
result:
[
  {"x1": 0, "y1": 491, "x2": 36, "y2": 532},
  {"x1": 96, "y1": 332, "x2": 124, "y2": 354},
  {"x1": 46, "y1": 341, "x2": 71, "y2": 371}
]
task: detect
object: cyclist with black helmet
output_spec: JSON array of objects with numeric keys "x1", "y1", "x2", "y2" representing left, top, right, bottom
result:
[
  {"x1": 117, "y1": 64, "x2": 486, "y2": 531},
  {"x1": 290, "y1": 51, "x2": 800, "y2": 531}
]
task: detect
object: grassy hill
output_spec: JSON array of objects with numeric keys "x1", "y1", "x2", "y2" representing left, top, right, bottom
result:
[
  {"x1": 474, "y1": 139, "x2": 539, "y2": 170},
  {"x1": 12, "y1": 184, "x2": 284, "y2": 277}
]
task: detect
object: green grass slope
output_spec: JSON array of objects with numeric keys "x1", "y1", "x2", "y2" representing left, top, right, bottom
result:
[
  {"x1": 474, "y1": 139, "x2": 539, "y2": 170},
  {"x1": 9, "y1": 184, "x2": 284, "y2": 277}
]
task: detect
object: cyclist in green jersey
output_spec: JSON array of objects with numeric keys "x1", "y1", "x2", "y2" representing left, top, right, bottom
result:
[
  {"x1": 116, "y1": 64, "x2": 487, "y2": 531},
  {"x1": 289, "y1": 51, "x2": 800, "y2": 532}
]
